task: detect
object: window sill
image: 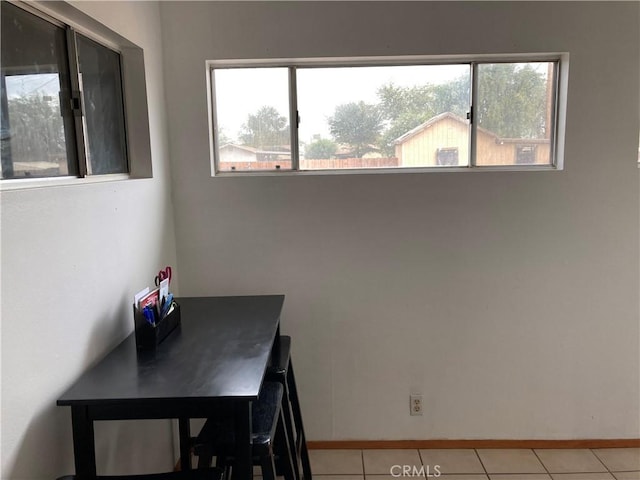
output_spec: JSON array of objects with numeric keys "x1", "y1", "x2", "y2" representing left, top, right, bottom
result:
[
  {"x1": 212, "y1": 164, "x2": 561, "y2": 178},
  {"x1": 0, "y1": 173, "x2": 132, "y2": 191}
]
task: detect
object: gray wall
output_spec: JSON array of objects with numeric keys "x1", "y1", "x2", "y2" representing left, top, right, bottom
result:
[
  {"x1": 160, "y1": 1, "x2": 639, "y2": 441},
  {"x1": 1, "y1": 2, "x2": 178, "y2": 478}
]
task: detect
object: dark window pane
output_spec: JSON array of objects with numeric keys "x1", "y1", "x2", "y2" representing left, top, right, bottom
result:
[
  {"x1": 1, "y1": 2, "x2": 76, "y2": 179},
  {"x1": 77, "y1": 34, "x2": 127, "y2": 175},
  {"x1": 436, "y1": 147, "x2": 459, "y2": 166},
  {"x1": 516, "y1": 145, "x2": 537, "y2": 164}
]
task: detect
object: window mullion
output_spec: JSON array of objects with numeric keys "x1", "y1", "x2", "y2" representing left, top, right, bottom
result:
[
  {"x1": 289, "y1": 66, "x2": 299, "y2": 171},
  {"x1": 469, "y1": 62, "x2": 478, "y2": 168},
  {"x1": 210, "y1": 68, "x2": 221, "y2": 174},
  {"x1": 549, "y1": 61, "x2": 560, "y2": 168},
  {"x1": 1, "y1": 74, "x2": 15, "y2": 178},
  {"x1": 66, "y1": 27, "x2": 88, "y2": 177}
]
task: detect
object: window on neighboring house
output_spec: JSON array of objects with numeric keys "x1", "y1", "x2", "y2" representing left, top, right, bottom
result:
[
  {"x1": 515, "y1": 145, "x2": 537, "y2": 164},
  {"x1": 208, "y1": 56, "x2": 565, "y2": 175},
  {"x1": 1, "y1": 2, "x2": 151, "y2": 183},
  {"x1": 436, "y1": 147, "x2": 459, "y2": 166}
]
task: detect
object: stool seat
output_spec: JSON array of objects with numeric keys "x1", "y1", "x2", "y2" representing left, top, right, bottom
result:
[
  {"x1": 251, "y1": 382, "x2": 284, "y2": 445},
  {"x1": 267, "y1": 335, "x2": 291, "y2": 379},
  {"x1": 193, "y1": 382, "x2": 295, "y2": 480},
  {"x1": 195, "y1": 382, "x2": 283, "y2": 447},
  {"x1": 264, "y1": 336, "x2": 312, "y2": 480},
  {"x1": 57, "y1": 467, "x2": 222, "y2": 480}
]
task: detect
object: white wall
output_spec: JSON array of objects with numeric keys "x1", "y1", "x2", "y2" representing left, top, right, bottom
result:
[
  {"x1": 160, "y1": 2, "x2": 640, "y2": 441},
  {"x1": 1, "y1": 2, "x2": 179, "y2": 478}
]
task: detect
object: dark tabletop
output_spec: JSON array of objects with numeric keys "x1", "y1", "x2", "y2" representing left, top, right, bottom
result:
[{"x1": 57, "y1": 295, "x2": 284, "y2": 407}]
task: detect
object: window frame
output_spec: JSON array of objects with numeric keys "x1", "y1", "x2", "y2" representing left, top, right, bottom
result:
[
  {"x1": 1, "y1": 0, "x2": 152, "y2": 189},
  {"x1": 207, "y1": 54, "x2": 568, "y2": 176}
]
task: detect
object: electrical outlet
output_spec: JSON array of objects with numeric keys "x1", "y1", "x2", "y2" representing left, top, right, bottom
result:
[{"x1": 410, "y1": 394, "x2": 423, "y2": 416}]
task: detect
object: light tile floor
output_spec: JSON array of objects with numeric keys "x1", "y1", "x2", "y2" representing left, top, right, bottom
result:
[{"x1": 308, "y1": 448, "x2": 640, "y2": 480}]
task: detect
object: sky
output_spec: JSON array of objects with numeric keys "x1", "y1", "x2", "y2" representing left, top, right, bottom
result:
[
  {"x1": 214, "y1": 64, "x2": 470, "y2": 145},
  {"x1": 5, "y1": 73, "x2": 60, "y2": 100}
]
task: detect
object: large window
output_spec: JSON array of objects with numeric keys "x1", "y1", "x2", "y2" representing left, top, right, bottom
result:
[
  {"x1": 1, "y1": 2, "x2": 128, "y2": 180},
  {"x1": 208, "y1": 57, "x2": 564, "y2": 175}
]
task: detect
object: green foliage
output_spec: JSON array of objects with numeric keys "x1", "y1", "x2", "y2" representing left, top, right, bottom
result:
[
  {"x1": 376, "y1": 78, "x2": 469, "y2": 124},
  {"x1": 476, "y1": 64, "x2": 547, "y2": 138},
  {"x1": 328, "y1": 101, "x2": 382, "y2": 158},
  {"x1": 429, "y1": 77, "x2": 470, "y2": 118},
  {"x1": 5, "y1": 93, "x2": 66, "y2": 162},
  {"x1": 239, "y1": 105, "x2": 289, "y2": 149},
  {"x1": 304, "y1": 138, "x2": 337, "y2": 159},
  {"x1": 216, "y1": 127, "x2": 232, "y2": 146},
  {"x1": 375, "y1": 79, "x2": 470, "y2": 155},
  {"x1": 377, "y1": 83, "x2": 436, "y2": 122}
]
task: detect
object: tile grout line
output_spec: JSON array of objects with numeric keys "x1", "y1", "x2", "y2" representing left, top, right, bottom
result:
[
  {"x1": 532, "y1": 447, "x2": 554, "y2": 479},
  {"x1": 474, "y1": 448, "x2": 490, "y2": 479},
  {"x1": 418, "y1": 448, "x2": 424, "y2": 478},
  {"x1": 590, "y1": 448, "x2": 617, "y2": 478},
  {"x1": 312, "y1": 448, "x2": 638, "y2": 479},
  {"x1": 416, "y1": 448, "x2": 426, "y2": 479}
]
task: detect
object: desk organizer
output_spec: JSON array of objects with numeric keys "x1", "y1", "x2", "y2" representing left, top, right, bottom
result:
[{"x1": 133, "y1": 302, "x2": 181, "y2": 350}]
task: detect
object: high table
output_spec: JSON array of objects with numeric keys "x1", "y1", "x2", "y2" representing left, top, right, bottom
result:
[{"x1": 57, "y1": 295, "x2": 284, "y2": 480}]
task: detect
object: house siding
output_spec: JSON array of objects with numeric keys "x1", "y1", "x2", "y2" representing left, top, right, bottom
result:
[
  {"x1": 396, "y1": 116, "x2": 551, "y2": 166},
  {"x1": 396, "y1": 117, "x2": 471, "y2": 167}
]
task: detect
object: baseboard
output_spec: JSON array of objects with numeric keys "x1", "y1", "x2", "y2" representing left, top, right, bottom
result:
[{"x1": 307, "y1": 439, "x2": 640, "y2": 449}]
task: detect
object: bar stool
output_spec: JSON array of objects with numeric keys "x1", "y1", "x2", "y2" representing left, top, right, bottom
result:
[
  {"x1": 193, "y1": 382, "x2": 296, "y2": 480},
  {"x1": 265, "y1": 336, "x2": 312, "y2": 480},
  {"x1": 57, "y1": 467, "x2": 222, "y2": 480}
]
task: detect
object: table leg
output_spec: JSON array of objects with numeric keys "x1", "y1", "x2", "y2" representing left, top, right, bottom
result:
[
  {"x1": 234, "y1": 401, "x2": 253, "y2": 480},
  {"x1": 71, "y1": 406, "x2": 97, "y2": 480},
  {"x1": 178, "y1": 417, "x2": 192, "y2": 471}
]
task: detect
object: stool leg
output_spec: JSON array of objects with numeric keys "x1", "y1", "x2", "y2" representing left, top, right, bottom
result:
[
  {"x1": 275, "y1": 409, "x2": 297, "y2": 480},
  {"x1": 196, "y1": 445, "x2": 213, "y2": 468},
  {"x1": 281, "y1": 380, "x2": 301, "y2": 480},
  {"x1": 288, "y1": 361, "x2": 312, "y2": 480},
  {"x1": 261, "y1": 446, "x2": 277, "y2": 480}
]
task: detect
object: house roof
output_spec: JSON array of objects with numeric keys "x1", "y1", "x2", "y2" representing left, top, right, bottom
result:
[
  {"x1": 393, "y1": 112, "x2": 552, "y2": 146},
  {"x1": 220, "y1": 143, "x2": 291, "y2": 155},
  {"x1": 392, "y1": 112, "x2": 501, "y2": 145},
  {"x1": 220, "y1": 143, "x2": 258, "y2": 153}
]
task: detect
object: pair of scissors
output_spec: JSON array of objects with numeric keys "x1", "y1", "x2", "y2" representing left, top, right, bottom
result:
[{"x1": 155, "y1": 266, "x2": 172, "y2": 287}]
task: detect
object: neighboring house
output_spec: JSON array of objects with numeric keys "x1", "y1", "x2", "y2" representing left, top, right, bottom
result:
[
  {"x1": 12, "y1": 161, "x2": 62, "y2": 177},
  {"x1": 219, "y1": 143, "x2": 291, "y2": 163},
  {"x1": 393, "y1": 112, "x2": 551, "y2": 167},
  {"x1": 219, "y1": 143, "x2": 258, "y2": 163},
  {"x1": 220, "y1": 142, "x2": 394, "y2": 171}
]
